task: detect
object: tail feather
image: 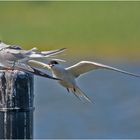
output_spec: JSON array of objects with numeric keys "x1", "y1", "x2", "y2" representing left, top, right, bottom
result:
[{"x1": 72, "y1": 87, "x2": 93, "y2": 103}]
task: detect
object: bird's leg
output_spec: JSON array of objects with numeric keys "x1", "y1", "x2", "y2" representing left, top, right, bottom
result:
[
  {"x1": 73, "y1": 88, "x2": 76, "y2": 92},
  {"x1": 73, "y1": 90, "x2": 81, "y2": 101},
  {"x1": 66, "y1": 88, "x2": 70, "y2": 93}
]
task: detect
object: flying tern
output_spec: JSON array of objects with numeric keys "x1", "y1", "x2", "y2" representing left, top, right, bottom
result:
[{"x1": 28, "y1": 60, "x2": 140, "y2": 103}]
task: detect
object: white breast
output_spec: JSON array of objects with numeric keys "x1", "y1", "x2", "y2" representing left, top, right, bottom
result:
[{"x1": 52, "y1": 65, "x2": 76, "y2": 88}]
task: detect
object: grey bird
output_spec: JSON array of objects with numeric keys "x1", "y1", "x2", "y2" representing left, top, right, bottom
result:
[
  {"x1": 0, "y1": 42, "x2": 66, "y2": 69},
  {"x1": 0, "y1": 42, "x2": 66, "y2": 80},
  {"x1": 28, "y1": 60, "x2": 140, "y2": 103}
]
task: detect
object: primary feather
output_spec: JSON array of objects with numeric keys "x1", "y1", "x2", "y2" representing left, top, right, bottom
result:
[{"x1": 66, "y1": 61, "x2": 140, "y2": 78}]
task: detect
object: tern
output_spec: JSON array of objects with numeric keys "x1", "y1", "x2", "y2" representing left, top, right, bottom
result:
[
  {"x1": 0, "y1": 42, "x2": 66, "y2": 70},
  {"x1": 0, "y1": 42, "x2": 66, "y2": 69},
  {"x1": 28, "y1": 60, "x2": 140, "y2": 103},
  {"x1": 0, "y1": 42, "x2": 66, "y2": 80}
]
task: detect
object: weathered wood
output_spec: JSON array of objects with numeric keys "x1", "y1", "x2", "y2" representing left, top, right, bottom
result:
[{"x1": 0, "y1": 70, "x2": 34, "y2": 139}]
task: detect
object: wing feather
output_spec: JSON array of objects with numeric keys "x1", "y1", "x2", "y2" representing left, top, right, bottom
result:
[
  {"x1": 27, "y1": 60, "x2": 51, "y2": 70},
  {"x1": 66, "y1": 61, "x2": 140, "y2": 78},
  {"x1": 41, "y1": 48, "x2": 66, "y2": 56}
]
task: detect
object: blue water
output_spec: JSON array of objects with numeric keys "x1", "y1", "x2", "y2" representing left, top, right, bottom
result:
[{"x1": 33, "y1": 60, "x2": 140, "y2": 139}]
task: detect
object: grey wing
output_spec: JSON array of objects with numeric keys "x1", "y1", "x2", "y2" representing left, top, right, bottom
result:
[
  {"x1": 5, "y1": 48, "x2": 24, "y2": 55},
  {"x1": 66, "y1": 61, "x2": 140, "y2": 78},
  {"x1": 41, "y1": 48, "x2": 66, "y2": 56},
  {"x1": 8, "y1": 45, "x2": 23, "y2": 50},
  {"x1": 7, "y1": 49, "x2": 28, "y2": 60},
  {"x1": 6, "y1": 48, "x2": 38, "y2": 60},
  {"x1": 0, "y1": 48, "x2": 26, "y2": 62},
  {"x1": 28, "y1": 48, "x2": 66, "y2": 59},
  {"x1": 27, "y1": 60, "x2": 51, "y2": 70},
  {"x1": 15, "y1": 62, "x2": 34, "y2": 72},
  {"x1": 15, "y1": 62, "x2": 59, "y2": 80}
]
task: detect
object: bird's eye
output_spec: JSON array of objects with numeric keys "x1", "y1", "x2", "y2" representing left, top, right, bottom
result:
[
  {"x1": 54, "y1": 61, "x2": 58, "y2": 64},
  {"x1": 49, "y1": 60, "x2": 59, "y2": 65}
]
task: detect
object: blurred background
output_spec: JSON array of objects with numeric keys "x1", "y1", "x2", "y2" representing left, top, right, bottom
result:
[{"x1": 0, "y1": 1, "x2": 140, "y2": 138}]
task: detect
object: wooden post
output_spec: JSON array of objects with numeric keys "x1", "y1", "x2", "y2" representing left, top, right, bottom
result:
[{"x1": 0, "y1": 70, "x2": 34, "y2": 139}]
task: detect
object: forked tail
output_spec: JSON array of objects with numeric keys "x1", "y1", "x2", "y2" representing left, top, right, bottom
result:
[{"x1": 72, "y1": 87, "x2": 93, "y2": 103}]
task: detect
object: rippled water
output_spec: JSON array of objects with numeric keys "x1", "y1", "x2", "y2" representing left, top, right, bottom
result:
[{"x1": 33, "y1": 61, "x2": 140, "y2": 139}]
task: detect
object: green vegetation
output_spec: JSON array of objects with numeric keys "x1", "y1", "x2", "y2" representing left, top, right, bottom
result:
[{"x1": 0, "y1": 1, "x2": 140, "y2": 60}]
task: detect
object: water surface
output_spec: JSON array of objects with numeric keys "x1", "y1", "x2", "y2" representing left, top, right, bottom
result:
[{"x1": 34, "y1": 61, "x2": 140, "y2": 139}]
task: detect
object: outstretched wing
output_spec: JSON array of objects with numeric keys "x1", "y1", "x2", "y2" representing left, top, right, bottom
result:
[
  {"x1": 41, "y1": 48, "x2": 66, "y2": 56},
  {"x1": 27, "y1": 60, "x2": 51, "y2": 70},
  {"x1": 66, "y1": 61, "x2": 140, "y2": 78},
  {"x1": 28, "y1": 48, "x2": 66, "y2": 59},
  {"x1": 15, "y1": 62, "x2": 59, "y2": 80}
]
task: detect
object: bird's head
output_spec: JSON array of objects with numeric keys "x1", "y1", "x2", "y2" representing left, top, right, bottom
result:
[
  {"x1": 48, "y1": 60, "x2": 59, "y2": 67},
  {"x1": 9, "y1": 45, "x2": 22, "y2": 50}
]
